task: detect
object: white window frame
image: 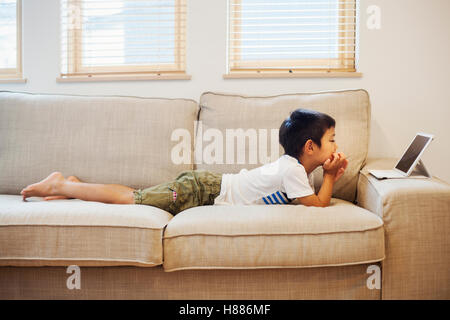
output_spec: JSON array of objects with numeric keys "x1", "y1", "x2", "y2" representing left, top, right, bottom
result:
[
  {"x1": 58, "y1": 0, "x2": 189, "y2": 82},
  {"x1": 225, "y1": 0, "x2": 361, "y2": 78},
  {"x1": 0, "y1": 0, "x2": 25, "y2": 82}
]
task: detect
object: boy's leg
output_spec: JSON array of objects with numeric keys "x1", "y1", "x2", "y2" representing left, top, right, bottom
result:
[{"x1": 21, "y1": 172, "x2": 135, "y2": 205}]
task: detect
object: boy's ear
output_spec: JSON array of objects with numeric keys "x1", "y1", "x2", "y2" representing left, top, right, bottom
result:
[{"x1": 304, "y1": 139, "x2": 314, "y2": 154}]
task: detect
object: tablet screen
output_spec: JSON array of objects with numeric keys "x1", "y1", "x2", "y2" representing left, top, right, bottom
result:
[{"x1": 395, "y1": 135, "x2": 432, "y2": 173}]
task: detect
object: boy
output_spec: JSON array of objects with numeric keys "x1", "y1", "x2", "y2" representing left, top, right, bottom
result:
[{"x1": 20, "y1": 108, "x2": 348, "y2": 213}]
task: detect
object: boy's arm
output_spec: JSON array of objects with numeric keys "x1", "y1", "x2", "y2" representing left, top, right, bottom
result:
[{"x1": 291, "y1": 173, "x2": 335, "y2": 207}]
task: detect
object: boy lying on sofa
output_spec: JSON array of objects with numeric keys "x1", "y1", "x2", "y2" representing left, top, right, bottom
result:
[{"x1": 20, "y1": 108, "x2": 349, "y2": 212}]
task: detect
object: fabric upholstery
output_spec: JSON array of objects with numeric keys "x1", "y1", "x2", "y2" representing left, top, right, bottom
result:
[
  {"x1": 357, "y1": 158, "x2": 450, "y2": 299},
  {"x1": 0, "y1": 91, "x2": 198, "y2": 195},
  {"x1": 163, "y1": 198, "x2": 384, "y2": 272},
  {"x1": 0, "y1": 195, "x2": 172, "y2": 267},
  {"x1": 0, "y1": 265, "x2": 381, "y2": 300}
]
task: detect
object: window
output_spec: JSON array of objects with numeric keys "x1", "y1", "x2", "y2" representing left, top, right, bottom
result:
[
  {"x1": 227, "y1": 0, "x2": 359, "y2": 77},
  {"x1": 60, "y1": 0, "x2": 188, "y2": 81},
  {"x1": 0, "y1": 0, "x2": 23, "y2": 81}
]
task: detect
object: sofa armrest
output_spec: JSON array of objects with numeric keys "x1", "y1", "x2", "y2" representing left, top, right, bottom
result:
[{"x1": 356, "y1": 158, "x2": 450, "y2": 299}]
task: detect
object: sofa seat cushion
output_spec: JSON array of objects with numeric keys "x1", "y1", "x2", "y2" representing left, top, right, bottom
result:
[
  {"x1": 0, "y1": 195, "x2": 172, "y2": 267},
  {"x1": 163, "y1": 199, "x2": 384, "y2": 272}
]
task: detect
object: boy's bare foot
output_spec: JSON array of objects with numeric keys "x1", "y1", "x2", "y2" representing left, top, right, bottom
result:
[
  {"x1": 43, "y1": 176, "x2": 81, "y2": 201},
  {"x1": 20, "y1": 172, "x2": 65, "y2": 201}
]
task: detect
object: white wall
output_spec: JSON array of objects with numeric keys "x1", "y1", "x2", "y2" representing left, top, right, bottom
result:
[{"x1": 2, "y1": 0, "x2": 450, "y2": 183}]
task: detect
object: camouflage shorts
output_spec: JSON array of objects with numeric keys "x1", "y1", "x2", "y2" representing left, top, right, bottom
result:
[{"x1": 133, "y1": 170, "x2": 223, "y2": 215}]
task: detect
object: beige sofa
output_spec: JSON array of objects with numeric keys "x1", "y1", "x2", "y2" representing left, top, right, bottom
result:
[{"x1": 0, "y1": 89, "x2": 448, "y2": 299}]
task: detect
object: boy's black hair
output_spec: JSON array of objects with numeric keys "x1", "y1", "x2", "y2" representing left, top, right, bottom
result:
[{"x1": 279, "y1": 108, "x2": 336, "y2": 159}]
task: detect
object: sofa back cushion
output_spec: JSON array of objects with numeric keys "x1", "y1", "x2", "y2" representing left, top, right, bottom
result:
[
  {"x1": 0, "y1": 91, "x2": 198, "y2": 194},
  {"x1": 195, "y1": 90, "x2": 371, "y2": 203}
]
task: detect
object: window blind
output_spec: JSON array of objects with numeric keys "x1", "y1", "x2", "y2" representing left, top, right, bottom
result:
[
  {"x1": 61, "y1": 0, "x2": 186, "y2": 78},
  {"x1": 227, "y1": 0, "x2": 358, "y2": 74},
  {"x1": 0, "y1": 0, "x2": 22, "y2": 79}
]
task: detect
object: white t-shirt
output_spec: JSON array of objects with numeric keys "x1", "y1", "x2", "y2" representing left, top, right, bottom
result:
[{"x1": 214, "y1": 154, "x2": 315, "y2": 205}]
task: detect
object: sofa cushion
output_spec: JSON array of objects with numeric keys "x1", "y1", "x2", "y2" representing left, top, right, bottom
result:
[
  {"x1": 195, "y1": 90, "x2": 371, "y2": 203},
  {"x1": 0, "y1": 91, "x2": 198, "y2": 195},
  {"x1": 163, "y1": 199, "x2": 384, "y2": 272},
  {"x1": 0, "y1": 195, "x2": 172, "y2": 267}
]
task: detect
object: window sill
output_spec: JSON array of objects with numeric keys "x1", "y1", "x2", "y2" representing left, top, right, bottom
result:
[
  {"x1": 0, "y1": 78, "x2": 27, "y2": 83},
  {"x1": 223, "y1": 72, "x2": 363, "y2": 79},
  {"x1": 57, "y1": 74, "x2": 191, "y2": 82}
]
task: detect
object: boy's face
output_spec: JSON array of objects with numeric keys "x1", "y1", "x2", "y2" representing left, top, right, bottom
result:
[{"x1": 315, "y1": 127, "x2": 338, "y2": 164}]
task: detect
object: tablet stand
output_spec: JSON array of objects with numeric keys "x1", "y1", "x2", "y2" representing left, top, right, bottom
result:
[{"x1": 410, "y1": 159, "x2": 432, "y2": 178}]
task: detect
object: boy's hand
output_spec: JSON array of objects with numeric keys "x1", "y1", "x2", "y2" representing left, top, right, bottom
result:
[{"x1": 323, "y1": 152, "x2": 349, "y2": 183}]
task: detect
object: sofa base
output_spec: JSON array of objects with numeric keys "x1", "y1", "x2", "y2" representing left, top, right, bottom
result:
[{"x1": 0, "y1": 264, "x2": 381, "y2": 300}]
